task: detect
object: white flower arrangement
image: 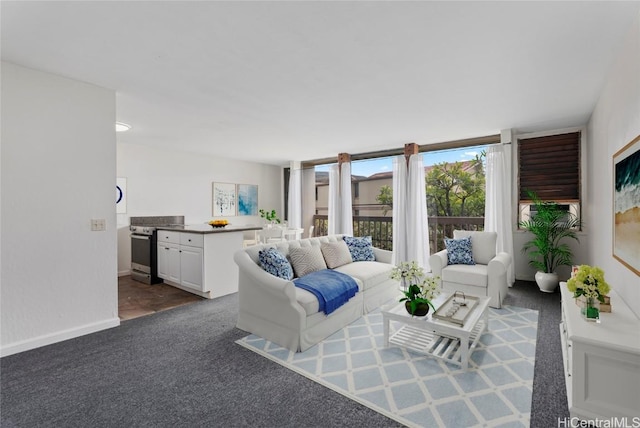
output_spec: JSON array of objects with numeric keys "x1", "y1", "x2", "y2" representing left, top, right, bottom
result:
[{"x1": 390, "y1": 261, "x2": 440, "y2": 313}]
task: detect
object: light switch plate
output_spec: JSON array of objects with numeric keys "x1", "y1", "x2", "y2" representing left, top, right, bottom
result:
[{"x1": 91, "y1": 219, "x2": 106, "y2": 231}]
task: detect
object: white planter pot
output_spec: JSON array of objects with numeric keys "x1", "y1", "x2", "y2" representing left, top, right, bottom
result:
[{"x1": 535, "y1": 271, "x2": 559, "y2": 293}]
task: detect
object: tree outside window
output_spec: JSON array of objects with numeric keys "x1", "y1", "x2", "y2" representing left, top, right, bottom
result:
[{"x1": 313, "y1": 146, "x2": 487, "y2": 251}]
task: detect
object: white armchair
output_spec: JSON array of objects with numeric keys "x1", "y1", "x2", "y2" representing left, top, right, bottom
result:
[{"x1": 429, "y1": 230, "x2": 512, "y2": 308}]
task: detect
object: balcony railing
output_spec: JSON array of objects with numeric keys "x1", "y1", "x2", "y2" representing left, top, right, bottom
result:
[{"x1": 312, "y1": 215, "x2": 484, "y2": 253}]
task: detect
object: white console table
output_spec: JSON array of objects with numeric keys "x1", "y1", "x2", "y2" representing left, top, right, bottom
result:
[{"x1": 559, "y1": 282, "x2": 640, "y2": 421}]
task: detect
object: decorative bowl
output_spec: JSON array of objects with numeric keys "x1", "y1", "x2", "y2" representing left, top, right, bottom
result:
[{"x1": 208, "y1": 219, "x2": 229, "y2": 228}]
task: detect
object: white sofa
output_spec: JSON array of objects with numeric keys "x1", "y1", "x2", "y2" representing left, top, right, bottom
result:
[
  {"x1": 429, "y1": 230, "x2": 511, "y2": 308},
  {"x1": 233, "y1": 235, "x2": 400, "y2": 352}
]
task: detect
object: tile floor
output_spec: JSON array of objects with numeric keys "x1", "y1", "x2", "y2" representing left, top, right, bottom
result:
[{"x1": 118, "y1": 275, "x2": 204, "y2": 320}]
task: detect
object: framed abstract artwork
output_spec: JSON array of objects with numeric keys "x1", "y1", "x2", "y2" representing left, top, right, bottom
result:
[
  {"x1": 212, "y1": 182, "x2": 236, "y2": 217},
  {"x1": 237, "y1": 184, "x2": 258, "y2": 216},
  {"x1": 613, "y1": 134, "x2": 640, "y2": 276}
]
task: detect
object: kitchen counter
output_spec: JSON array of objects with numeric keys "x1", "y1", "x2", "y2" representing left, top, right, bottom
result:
[
  {"x1": 156, "y1": 224, "x2": 261, "y2": 234},
  {"x1": 156, "y1": 225, "x2": 260, "y2": 300}
]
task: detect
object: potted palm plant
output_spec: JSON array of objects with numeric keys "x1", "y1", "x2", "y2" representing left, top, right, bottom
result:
[{"x1": 519, "y1": 191, "x2": 581, "y2": 292}]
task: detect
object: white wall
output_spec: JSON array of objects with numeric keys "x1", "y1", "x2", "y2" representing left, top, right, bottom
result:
[
  {"x1": 587, "y1": 11, "x2": 640, "y2": 317},
  {"x1": 1, "y1": 62, "x2": 119, "y2": 356},
  {"x1": 116, "y1": 143, "x2": 282, "y2": 274}
]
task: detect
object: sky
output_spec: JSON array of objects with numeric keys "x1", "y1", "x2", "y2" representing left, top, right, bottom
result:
[{"x1": 316, "y1": 146, "x2": 487, "y2": 177}]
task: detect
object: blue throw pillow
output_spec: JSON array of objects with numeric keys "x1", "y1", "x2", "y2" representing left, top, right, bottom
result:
[
  {"x1": 258, "y1": 247, "x2": 294, "y2": 280},
  {"x1": 445, "y1": 236, "x2": 475, "y2": 265},
  {"x1": 343, "y1": 236, "x2": 375, "y2": 262}
]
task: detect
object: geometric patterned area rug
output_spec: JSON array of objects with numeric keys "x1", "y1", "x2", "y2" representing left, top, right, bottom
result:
[{"x1": 236, "y1": 306, "x2": 538, "y2": 428}]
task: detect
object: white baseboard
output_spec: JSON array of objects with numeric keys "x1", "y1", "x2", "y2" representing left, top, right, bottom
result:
[
  {"x1": 162, "y1": 279, "x2": 212, "y2": 299},
  {"x1": 118, "y1": 269, "x2": 131, "y2": 277},
  {"x1": 0, "y1": 317, "x2": 121, "y2": 357}
]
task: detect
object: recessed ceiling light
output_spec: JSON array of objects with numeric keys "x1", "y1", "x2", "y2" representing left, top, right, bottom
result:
[{"x1": 115, "y1": 122, "x2": 131, "y2": 132}]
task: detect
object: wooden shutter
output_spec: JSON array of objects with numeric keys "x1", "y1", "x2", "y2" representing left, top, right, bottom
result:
[{"x1": 518, "y1": 132, "x2": 580, "y2": 201}]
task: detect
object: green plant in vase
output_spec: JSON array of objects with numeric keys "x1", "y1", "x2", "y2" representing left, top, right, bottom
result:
[
  {"x1": 259, "y1": 209, "x2": 281, "y2": 225},
  {"x1": 518, "y1": 191, "x2": 581, "y2": 293}
]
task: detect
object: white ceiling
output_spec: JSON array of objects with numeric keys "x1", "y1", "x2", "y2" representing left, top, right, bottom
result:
[{"x1": 2, "y1": 1, "x2": 639, "y2": 166}]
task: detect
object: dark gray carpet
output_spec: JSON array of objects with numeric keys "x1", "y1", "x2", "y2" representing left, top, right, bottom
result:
[{"x1": 1, "y1": 280, "x2": 568, "y2": 427}]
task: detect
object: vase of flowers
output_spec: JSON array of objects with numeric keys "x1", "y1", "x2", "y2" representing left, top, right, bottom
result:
[
  {"x1": 566, "y1": 265, "x2": 611, "y2": 322},
  {"x1": 390, "y1": 261, "x2": 440, "y2": 316}
]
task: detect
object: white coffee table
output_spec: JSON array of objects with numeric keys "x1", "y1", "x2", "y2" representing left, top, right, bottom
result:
[{"x1": 382, "y1": 293, "x2": 490, "y2": 370}]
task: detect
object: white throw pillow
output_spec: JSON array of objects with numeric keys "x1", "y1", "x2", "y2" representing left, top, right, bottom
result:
[
  {"x1": 321, "y1": 241, "x2": 353, "y2": 269},
  {"x1": 289, "y1": 245, "x2": 327, "y2": 277}
]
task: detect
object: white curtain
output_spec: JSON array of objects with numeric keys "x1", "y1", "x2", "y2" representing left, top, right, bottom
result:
[
  {"x1": 391, "y1": 154, "x2": 429, "y2": 268},
  {"x1": 287, "y1": 162, "x2": 302, "y2": 229},
  {"x1": 485, "y1": 144, "x2": 515, "y2": 285},
  {"x1": 328, "y1": 164, "x2": 340, "y2": 235},
  {"x1": 340, "y1": 162, "x2": 353, "y2": 236},
  {"x1": 406, "y1": 154, "x2": 430, "y2": 269},
  {"x1": 392, "y1": 156, "x2": 408, "y2": 264}
]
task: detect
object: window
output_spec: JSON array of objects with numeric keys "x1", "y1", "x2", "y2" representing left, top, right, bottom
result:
[
  {"x1": 519, "y1": 202, "x2": 580, "y2": 225},
  {"x1": 518, "y1": 131, "x2": 581, "y2": 226},
  {"x1": 519, "y1": 131, "x2": 580, "y2": 201},
  {"x1": 283, "y1": 167, "x2": 290, "y2": 220}
]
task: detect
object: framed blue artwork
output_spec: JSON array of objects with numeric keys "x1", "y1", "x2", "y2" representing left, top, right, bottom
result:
[
  {"x1": 613, "y1": 134, "x2": 640, "y2": 276},
  {"x1": 237, "y1": 184, "x2": 258, "y2": 216}
]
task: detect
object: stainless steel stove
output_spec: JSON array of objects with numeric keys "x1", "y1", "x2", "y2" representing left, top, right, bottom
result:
[{"x1": 129, "y1": 216, "x2": 184, "y2": 284}]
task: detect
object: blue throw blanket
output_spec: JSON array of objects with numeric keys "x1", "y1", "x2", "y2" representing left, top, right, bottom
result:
[{"x1": 293, "y1": 269, "x2": 358, "y2": 315}]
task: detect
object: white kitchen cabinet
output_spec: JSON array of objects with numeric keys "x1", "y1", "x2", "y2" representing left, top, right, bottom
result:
[
  {"x1": 157, "y1": 242, "x2": 181, "y2": 284},
  {"x1": 156, "y1": 228, "x2": 246, "y2": 299},
  {"x1": 157, "y1": 231, "x2": 202, "y2": 291},
  {"x1": 179, "y1": 245, "x2": 203, "y2": 290},
  {"x1": 157, "y1": 230, "x2": 180, "y2": 244},
  {"x1": 179, "y1": 232, "x2": 203, "y2": 248},
  {"x1": 559, "y1": 282, "x2": 640, "y2": 422},
  {"x1": 157, "y1": 242, "x2": 168, "y2": 279},
  {"x1": 157, "y1": 231, "x2": 178, "y2": 281}
]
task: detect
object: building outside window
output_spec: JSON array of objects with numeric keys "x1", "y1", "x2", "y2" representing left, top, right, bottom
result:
[{"x1": 313, "y1": 145, "x2": 488, "y2": 252}]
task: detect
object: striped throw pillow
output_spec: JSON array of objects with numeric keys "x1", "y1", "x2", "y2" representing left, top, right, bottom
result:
[
  {"x1": 321, "y1": 241, "x2": 353, "y2": 269},
  {"x1": 289, "y1": 245, "x2": 327, "y2": 278}
]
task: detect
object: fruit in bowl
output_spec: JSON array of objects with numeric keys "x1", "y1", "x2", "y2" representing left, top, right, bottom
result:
[{"x1": 208, "y1": 219, "x2": 228, "y2": 228}]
